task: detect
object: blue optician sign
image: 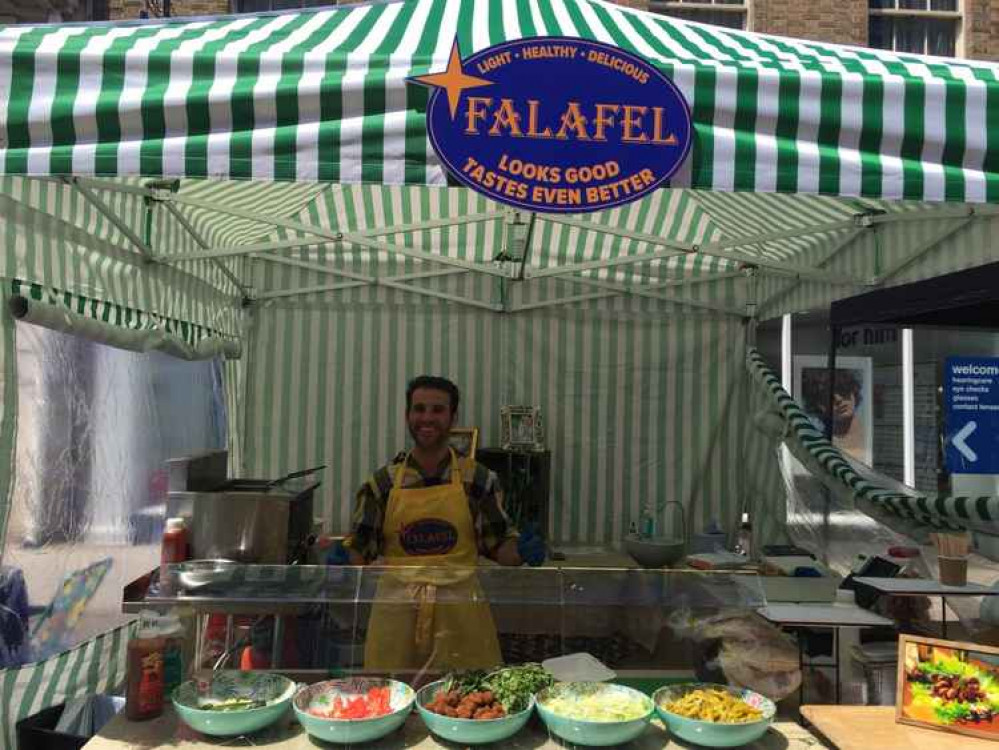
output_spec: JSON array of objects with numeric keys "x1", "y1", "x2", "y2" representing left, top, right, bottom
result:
[
  {"x1": 409, "y1": 37, "x2": 693, "y2": 213},
  {"x1": 944, "y1": 357, "x2": 999, "y2": 474}
]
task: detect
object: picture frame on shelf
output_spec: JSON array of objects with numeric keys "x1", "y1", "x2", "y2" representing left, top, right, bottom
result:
[
  {"x1": 500, "y1": 406, "x2": 544, "y2": 451},
  {"x1": 896, "y1": 634, "x2": 999, "y2": 740},
  {"x1": 448, "y1": 427, "x2": 479, "y2": 460}
]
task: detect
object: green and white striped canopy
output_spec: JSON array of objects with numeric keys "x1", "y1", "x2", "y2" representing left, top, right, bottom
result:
[{"x1": 2, "y1": 0, "x2": 999, "y2": 203}]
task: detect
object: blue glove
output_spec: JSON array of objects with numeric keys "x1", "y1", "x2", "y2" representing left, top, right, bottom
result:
[
  {"x1": 326, "y1": 541, "x2": 351, "y2": 566},
  {"x1": 517, "y1": 525, "x2": 546, "y2": 567}
]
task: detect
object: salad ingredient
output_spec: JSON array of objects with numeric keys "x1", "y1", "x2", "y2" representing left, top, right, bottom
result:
[
  {"x1": 309, "y1": 687, "x2": 393, "y2": 720},
  {"x1": 544, "y1": 692, "x2": 649, "y2": 722},
  {"x1": 426, "y1": 689, "x2": 506, "y2": 720},
  {"x1": 441, "y1": 664, "x2": 554, "y2": 714},
  {"x1": 200, "y1": 698, "x2": 266, "y2": 712},
  {"x1": 442, "y1": 670, "x2": 489, "y2": 697},
  {"x1": 486, "y1": 664, "x2": 555, "y2": 713},
  {"x1": 661, "y1": 689, "x2": 763, "y2": 723}
]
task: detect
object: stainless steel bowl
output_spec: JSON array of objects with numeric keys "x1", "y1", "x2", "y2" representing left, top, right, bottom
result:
[{"x1": 176, "y1": 559, "x2": 239, "y2": 592}]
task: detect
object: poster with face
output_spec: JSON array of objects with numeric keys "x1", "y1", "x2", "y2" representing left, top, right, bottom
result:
[{"x1": 794, "y1": 355, "x2": 873, "y2": 467}]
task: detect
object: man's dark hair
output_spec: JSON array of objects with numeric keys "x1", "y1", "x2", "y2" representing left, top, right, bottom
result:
[{"x1": 406, "y1": 376, "x2": 460, "y2": 414}]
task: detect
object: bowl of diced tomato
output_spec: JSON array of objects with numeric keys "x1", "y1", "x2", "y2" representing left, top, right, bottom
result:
[{"x1": 293, "y1": 678, "x2": 415, "y2": 743}]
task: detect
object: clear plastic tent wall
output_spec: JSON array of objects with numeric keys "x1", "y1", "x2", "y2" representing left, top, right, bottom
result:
[
  {"x1": 748, "y1": 348, "x2": 948, "y2": 565},
  {"x1": 744, "y1": 347, "x2": 999, "y2": 638},
  {"x1": 6, "y1": 322, "x2": 226, "y2": 656}
]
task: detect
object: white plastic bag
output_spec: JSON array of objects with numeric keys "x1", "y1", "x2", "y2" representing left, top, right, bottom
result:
[{"x1": 669, "y1": 609, "x2": 801, "y2": 701}]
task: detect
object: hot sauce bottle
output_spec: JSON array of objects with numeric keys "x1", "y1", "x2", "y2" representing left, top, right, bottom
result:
[{"x1": 126, "y1": 614, "x2": 165, "y2": 721}]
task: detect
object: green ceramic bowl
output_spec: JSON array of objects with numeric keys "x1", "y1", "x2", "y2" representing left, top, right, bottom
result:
[
  {"x1": 293, "y1": 678, "x2": 414, "y2": 744},
  {"x1": 653, "y1": 683, "x2": 776, "y2": 748},
  {"x1": 172, "y1": 671, "x2": 295, "y2": 737},
  {"x1": 536, "y1": 682, "x2": 654, "y2": 747},
  {"x1": 415, "y1": 680, "x2": 534, "y2": 745}
]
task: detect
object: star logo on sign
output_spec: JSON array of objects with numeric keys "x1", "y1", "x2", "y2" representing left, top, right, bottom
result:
[{"x1": 409, "y1": 39, "x2": 494, "y2": 119}]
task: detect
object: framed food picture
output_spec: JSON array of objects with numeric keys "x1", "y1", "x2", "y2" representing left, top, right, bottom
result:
[
  {"x1": 500, "y1": 406, "x2": 544, "y2": 451},
  {"x1": 897, "y1": 634, "x2": 999, "y2": 740}
]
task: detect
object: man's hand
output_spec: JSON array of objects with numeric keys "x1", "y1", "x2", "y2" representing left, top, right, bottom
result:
[
  {"x1": 516, "y1": 524, "x2": 546, "y2": 567},
  {"x1": 326, "y1": 540, "x2": 351, "y2": 565},
  {"x1": 326, "y1": 540, "x2": 366, "y2": 566}
]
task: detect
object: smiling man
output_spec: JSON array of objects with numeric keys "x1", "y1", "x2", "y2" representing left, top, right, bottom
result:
[{"x1": 344, "y1": 375, "x2": 545, "y2": 673}]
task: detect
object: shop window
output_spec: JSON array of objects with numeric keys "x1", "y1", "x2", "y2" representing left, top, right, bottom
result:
[
  {"x1": 651, "y1": 1, "x2": 750, "y2": 31},
  {"x1": 868, "y1": 0, "x2": 961, "y2": 57},
  {"x1": 237, "y1": 0, "x2": 339, "y2": 11},
  {"x1": 4, "y1": 323, "x2": 226, "y2": 660}
]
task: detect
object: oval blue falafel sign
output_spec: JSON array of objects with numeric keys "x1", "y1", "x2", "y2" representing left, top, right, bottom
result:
[
  {"x1": 409, "y1": 37, "x2": 692, "y2": 214},
  {"x1": 400, "y1": 518, "x2": 459, "y2": 556}
]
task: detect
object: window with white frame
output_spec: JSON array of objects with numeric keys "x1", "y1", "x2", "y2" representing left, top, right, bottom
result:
[
  {"x1": 868, "y1": 1, "x2": 961, "y2": 57},
  {"x1": 237, "y1": 0, "x2": 334, "y2": 12},
  {"x1": 650, "y1": 1, "x2": 750, "y2": 31}
]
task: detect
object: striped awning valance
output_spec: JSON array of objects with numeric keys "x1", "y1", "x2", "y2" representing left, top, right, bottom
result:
[{"x1": 1, "y1": 0, "x2": 998, "y2": 203}]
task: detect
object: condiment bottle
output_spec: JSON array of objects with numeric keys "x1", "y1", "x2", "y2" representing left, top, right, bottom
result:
[
  {"x1": 158, "y1": 613, "x2": 185, "y2": 700},
  {"x1": 160, "y1": 518, "x2": 188, "y2": 594},
  {"x1": 126, "y1": 614, "x2": 166, "y2": 721}
]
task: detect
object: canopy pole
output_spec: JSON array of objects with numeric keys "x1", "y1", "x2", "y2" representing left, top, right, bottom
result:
[
  {"x1": 255, "y1": 281, "x2": 369, "y2": 302},
  {"x1": 759, "y1": 227, "x2": 867, "y2": 315},
  {"x1": 556, "y1": 276, "x2": 745, "y2": 316},
  {"x1": 169, "y1": 193, "x2": 508, "y2": 278},
  {"x1": 871, "y1": 217, "x2": 975, "y2": 285},
  {"x1": 160, "y1": 200, "x2": 248, "y2": 294},
  {"x1": 509, "y1": 271, "x2": 744, "y2": 312},
  {"x1": 517, "y1": 212, "x2": 537, "y2": 281},
  {"x1": 824, "y1": 323, "x2": 840, "y2": 563},
  {"x1": 254, "y1": 254, "x2": 374, "y2": 284},
  {"x1": 64, "y1": 177, "x2": 153, "y2": 258}
]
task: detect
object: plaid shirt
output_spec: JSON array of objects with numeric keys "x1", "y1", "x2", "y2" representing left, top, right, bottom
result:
[{"x1": 345, "y1": 452, "x2": 517, "y2": 562}]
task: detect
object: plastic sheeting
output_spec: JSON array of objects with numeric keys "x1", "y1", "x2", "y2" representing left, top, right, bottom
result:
[
  {"x1": 4, "y1": 321, "x2": 226, "y2": 656},
  {"x1": 780, "y1": 451, "x2": 918, "y2": 576},
  {"x1": 8, "y1": 295, "x2": 241, "y2": 361},
  {"x1": 668, "y1": 608, "x2": 801, "y2": 701}
]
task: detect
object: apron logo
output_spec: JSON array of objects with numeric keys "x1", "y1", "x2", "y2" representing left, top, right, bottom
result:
[
  {"x1": 409, "y1": 37, "x2": 692, "y2": 213},
  {"x1": 399, "y1": 518, "x2": 459, "y2": 556}
]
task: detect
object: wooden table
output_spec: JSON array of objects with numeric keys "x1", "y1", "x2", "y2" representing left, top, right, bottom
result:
[
  {"x1": 801, "y1": 705, "x2": 997, "y2": 750},
  {"x1": 86, "y1": 707, "x2": 825, "y2": 749}
]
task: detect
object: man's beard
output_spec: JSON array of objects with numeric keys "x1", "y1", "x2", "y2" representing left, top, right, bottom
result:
[{"x1": 409, "y1": 425, "x2": 450, "y2": 451}]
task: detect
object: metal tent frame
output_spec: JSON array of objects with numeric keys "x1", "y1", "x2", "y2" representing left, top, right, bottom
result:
[{"x1": 39, "y1": 176, "x2": 999, "y2": 324}]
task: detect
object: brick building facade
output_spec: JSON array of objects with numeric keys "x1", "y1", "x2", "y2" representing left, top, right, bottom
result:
[
  {"x1": 620, "y1": 0, "x2": 999, "y2": 61},
  {"x1": 3, "y1": 0, "x2": 993, "y2": 63},
  {"x1": 751, "y1": 0, "x2": 869, "y2": 47},
  {"x1": 109, "y1": 0, "x2": 230, "y2": 18}
]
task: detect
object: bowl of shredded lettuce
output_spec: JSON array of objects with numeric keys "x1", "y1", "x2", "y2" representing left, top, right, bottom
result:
[{"x1": 536, "y1": 682, "x2": 654, "y2": 746}]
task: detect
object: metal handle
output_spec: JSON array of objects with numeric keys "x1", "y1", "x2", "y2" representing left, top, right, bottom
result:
[
  {"x1": 267, "y1": 464, "x2": 327, "y2": 489},
  {"x1": 661, "y1": 500, "x2": 687, "y2": 542}
]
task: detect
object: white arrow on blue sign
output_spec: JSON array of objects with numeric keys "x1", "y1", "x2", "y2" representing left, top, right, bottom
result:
[
  {"x1": 952, "y1": 421, "x2": 978, "y2": 463},
  {"x1": 945, "y1": 357, "x2": 999, "y2": 474}
]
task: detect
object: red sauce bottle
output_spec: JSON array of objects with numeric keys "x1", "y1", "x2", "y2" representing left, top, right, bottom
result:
[
  {"x1": 126, "y1": 619, "x2": 165, "y2": 721},
  {"x1": 160, "y1": 518, "x2": 188, "y2": 594}
]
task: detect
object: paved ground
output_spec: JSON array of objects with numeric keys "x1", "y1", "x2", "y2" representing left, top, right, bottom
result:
[{"x1": 4, "y1": 540, "x2": 157, "y2": 646}]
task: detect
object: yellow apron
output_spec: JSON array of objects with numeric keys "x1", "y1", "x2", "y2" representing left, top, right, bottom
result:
[{"x1": 363, "y1": 450, "x2": 503, "y2": 673}]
